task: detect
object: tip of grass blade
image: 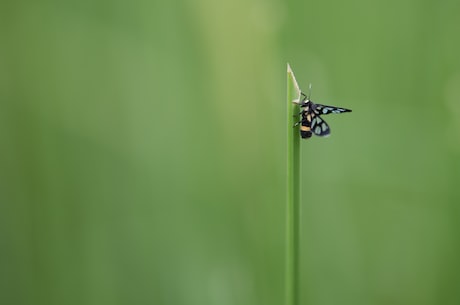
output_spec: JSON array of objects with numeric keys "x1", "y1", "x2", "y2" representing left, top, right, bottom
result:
[{"x1": 287, "y1": 64, "x2": 301, "y2": 104}]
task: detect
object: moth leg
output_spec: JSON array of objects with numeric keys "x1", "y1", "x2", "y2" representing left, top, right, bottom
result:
[
  {"x1": 298, "y1": 92, "x2": 309, "y2": 106},
  {"x1": 292, "y1": 111, "x2": 303, "y2": 118}
]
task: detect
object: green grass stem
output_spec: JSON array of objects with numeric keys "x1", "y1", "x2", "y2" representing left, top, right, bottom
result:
[{"x1": 286, "y1": 64, "x2": 301, "y2": 305}]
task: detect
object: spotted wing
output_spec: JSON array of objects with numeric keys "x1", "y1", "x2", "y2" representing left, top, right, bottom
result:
[
  {"x1": 315, "y1": 104, "x2": 352, "y2": 115},
  {"x1": 311, "y1": 115, "x2": 330, "y2": 136}
]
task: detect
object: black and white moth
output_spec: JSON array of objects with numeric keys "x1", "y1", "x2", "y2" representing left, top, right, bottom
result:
[{"x1": 295, "y1": 91, "x2": 352, "y2": 139}]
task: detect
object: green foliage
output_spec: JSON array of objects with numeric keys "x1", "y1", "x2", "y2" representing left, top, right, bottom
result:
[{"x1": 1, "y1": 1, "x2": 460, "y2": 305}]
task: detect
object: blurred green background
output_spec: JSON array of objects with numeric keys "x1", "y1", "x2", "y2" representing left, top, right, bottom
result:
[{"x1": 1, "y1": 0, "x2": 460, "y2": 304}]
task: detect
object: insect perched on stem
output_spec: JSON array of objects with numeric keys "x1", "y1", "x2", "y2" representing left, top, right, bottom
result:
[{"x1": 294, "y1": 84, "x2": 352, "y2": 139}]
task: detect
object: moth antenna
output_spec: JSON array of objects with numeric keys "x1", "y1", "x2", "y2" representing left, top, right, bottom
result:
[{"x1": 308, "y1": 83, "x2": 312, "y2": 100}]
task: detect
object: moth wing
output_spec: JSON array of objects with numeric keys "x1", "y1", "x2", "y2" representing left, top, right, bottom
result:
[
  {"x1": 315, "y1": 104, "x2": 352, "y2": 115},
  {"x1": 311, "y1": 115, "x2": 330, "y2": 137}
]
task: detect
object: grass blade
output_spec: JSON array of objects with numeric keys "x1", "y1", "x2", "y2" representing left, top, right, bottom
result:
[{"x1": 286, "y1": 63, "x2": 301, "y2": 305}]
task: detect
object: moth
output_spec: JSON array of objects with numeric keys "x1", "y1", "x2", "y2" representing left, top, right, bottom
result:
[{"x1": 294, "y1": 90, "x2": 352, "y2": 139}]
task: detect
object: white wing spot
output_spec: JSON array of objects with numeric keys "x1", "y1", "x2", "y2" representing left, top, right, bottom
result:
[{"x1": 315, "y1": 126, "x2": 321, "y2": 134}]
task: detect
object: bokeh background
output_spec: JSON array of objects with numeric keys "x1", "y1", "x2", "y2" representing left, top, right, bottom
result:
[{"x1": 1, "y1": 0, "x2": 460, "y2": 304}]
